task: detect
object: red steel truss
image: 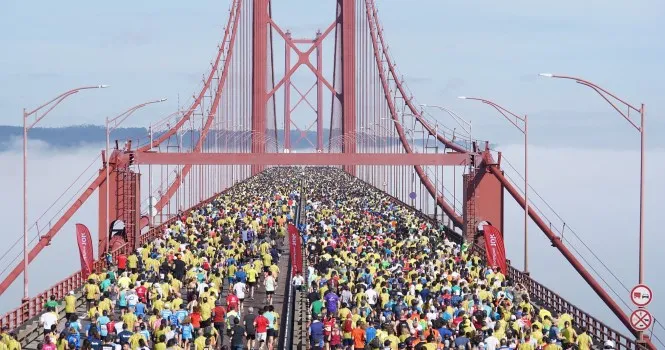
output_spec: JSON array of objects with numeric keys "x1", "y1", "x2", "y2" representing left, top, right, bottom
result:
[
  {"x1": 0, "y1": 1, "x2": 653, "y2": 348},
  {"x1": 132, "y1": 152, "x2": 470, "y2": 166}
]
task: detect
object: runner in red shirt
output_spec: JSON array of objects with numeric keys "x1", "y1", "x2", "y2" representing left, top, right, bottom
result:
[
  {"x1": 212, "y1": 301, "x2": 226, "y2": 344},
  {"x1": 116, "y1": 254, "x2": 127, "y2": 273},
  {"x1": 226, "y1": 291, "x2": 239, "y2": 312},
  {"x1": 253, "y1": 313, "x2": 269, "y2": 346},
  {"x1": 135, "y1": 284, "x2": 147, "y2": 303}
]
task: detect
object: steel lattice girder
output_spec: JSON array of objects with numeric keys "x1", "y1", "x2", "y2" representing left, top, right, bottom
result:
[{"x1": 132, "y1": 152, "x2": 470, "y2": 166}]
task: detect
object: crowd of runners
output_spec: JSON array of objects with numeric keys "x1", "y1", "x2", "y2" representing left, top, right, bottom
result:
[
  {"x1": 17, "y1": 166, "x2": 615, "y2": 350},
  {"x1": 27, "y1": 167, "x2": 304, "y2": 350},
  {"x1": 301, "y1": 168, "x2": 609, "y2": 350}
]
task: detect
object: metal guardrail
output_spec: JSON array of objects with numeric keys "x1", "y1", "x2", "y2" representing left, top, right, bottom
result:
[
  {"x1": 281, "y1": 178, "x2": 303, "y2": 350},
  {"x1": 509, "y1": 267, "x2": 641, "y2": 349}
]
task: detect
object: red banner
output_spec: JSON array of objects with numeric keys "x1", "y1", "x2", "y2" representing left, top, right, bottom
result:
[
  {"x1": 482, "y1": 224, "x2": 507, "y2": 275},
  {"x1": 287, "y1": 223, "x2": 303, "y2": 276},
  {"x1": 76, "y1": 224, "x2": 94, "y2": 278}
]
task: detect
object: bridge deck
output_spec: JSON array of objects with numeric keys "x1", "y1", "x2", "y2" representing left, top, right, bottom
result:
[{"x1": 4, "y1": 168, "x2": 640, "y2": 350}]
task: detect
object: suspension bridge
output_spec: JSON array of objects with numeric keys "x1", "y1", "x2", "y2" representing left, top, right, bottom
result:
[{"x1": 0, "y1": 1, "x2": 657, "y2": 349}]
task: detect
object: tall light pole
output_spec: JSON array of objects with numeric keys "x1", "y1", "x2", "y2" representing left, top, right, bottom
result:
[
  {"x1": 22, "y1": 84, "x2": 108, "y2": 300},
  {"x1": 540, "y1": 73, "x2": 647, "y2": 284},
  {"x1": 458, "y1": 96, "x2": 530, "y2": 274},
  {"x1": 105, "y1": 98, "x2": 166, "y2": 255}
]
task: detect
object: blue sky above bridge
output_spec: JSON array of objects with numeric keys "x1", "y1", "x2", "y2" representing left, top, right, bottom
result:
[{"x1": 0, "y1": 0, "x2": 663, "y2": 150}]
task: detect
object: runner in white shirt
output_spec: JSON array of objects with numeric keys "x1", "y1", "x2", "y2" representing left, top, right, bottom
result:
[
  {"x1": 197, "y1": 281, "x2": 209, "y2": 295},
  {"x1": 365, "y1": 287, "x2": 378, "y2": 307},
  {"x1": 484, "y1": 330, "x2": 500, "y2": 350},
  {"x1": 233, "y1": 281, "x2": 247, "y2": 311},
  {"x1": 114, "y1": 321, "x2": 124, "y2": 334},
  {"x1": 39, "y1": 307, "x2": 58, "y2": 335},
  {"x1": 264, "y1": 271, "x2": 276, "y2": 305},
  {"x1": 126, "y1": 290, "x2": 138, "y2": 308}
]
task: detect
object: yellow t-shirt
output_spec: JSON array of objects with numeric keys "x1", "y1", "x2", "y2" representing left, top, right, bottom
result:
[
  {"x1": 200, "y1": 303, "x2": 212, "y2": 321},
  {"x1": 577, "y1": 332, "x2": 592, "y2": 350},
  {"x1": 194, "y1": 336, "x2": 206, "y2": 350},
  {"x1": 247, "y1": 268, "x2": 258, "y2": 283},
  {"x1": 127, "y1": 255, "x2": 139, "y2": 269},
  {"x1": 64, "y1": 295, "x2": 76, "y2": 313},
  {"x1": 518, "y1": 342, "x2": 535, "y2": 350},
  {"x1": 7, "y1": 339, "x2": 19, "y2": 350},
  {"x1": 123, "y1": 313, "x2": 138, "y2": 331},
  {"x1": 85, "y1": 283, "x2": 99, "y2": 299}
]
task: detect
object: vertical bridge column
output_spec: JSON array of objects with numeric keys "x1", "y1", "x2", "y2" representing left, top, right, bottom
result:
[
  {"x1": 252, "y1": 0, "x2": 269, "y2": 175},
  {"x1": 341, "y1": 0, "x2": 356, "y2": 175},
  {"x1": 463, "y1": 152, "x2": 504, "y2": 247},
  {"x1": 283, "y1": 31, "x2": 292, "y2": 151},
  {"x1": 98, "y1": 164, "x2": 142, "y2": 257}
]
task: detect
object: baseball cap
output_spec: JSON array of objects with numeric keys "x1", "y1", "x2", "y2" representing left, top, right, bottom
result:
[{"x1": 604, "y1": 340, "x2": 616, "y2": 349}]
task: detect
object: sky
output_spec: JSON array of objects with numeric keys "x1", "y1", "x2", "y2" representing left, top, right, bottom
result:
[{"x1": 1, "y1": 0, "x2": 664, "y2": 341}]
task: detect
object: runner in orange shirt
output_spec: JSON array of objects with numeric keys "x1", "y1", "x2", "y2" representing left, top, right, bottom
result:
[{"x1": 351, "y1": 322, "x2": 366, "y2": 350}]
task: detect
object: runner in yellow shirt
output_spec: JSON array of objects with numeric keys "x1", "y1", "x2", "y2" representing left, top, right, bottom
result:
[
  {"x1": 127, "y1": 253, "x2": 139, "y2": 272},
  {"x1": 246, "y1": 266, "x2": 259, "y2": 300},
  {"x1": 84, "y1": 279, "x2": 100, "y2": 311},
  {"x1": 64, "y1": 291, "x2": 77, "y2": 320},
  {"x1": 576, "y1": 330, "x2": 593, "y2": 350}
]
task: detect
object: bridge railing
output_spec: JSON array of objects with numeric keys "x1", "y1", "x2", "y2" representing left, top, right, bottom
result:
[
  {"x1": 353, "y1": 174, "x2": 640, "y2": 349},
  {"x1": 0, "y1": 240, "x2": 133, "y2": 331},
  {"x1": 508, "y1": 266, "x2": 640, "y2": 349},
  {"x1": 0, "y1": 176, "x2": 254, "y2": 332}
]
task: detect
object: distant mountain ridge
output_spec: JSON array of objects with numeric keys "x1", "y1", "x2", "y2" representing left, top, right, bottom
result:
[
  {"x1": 0, "y1": 125, "x2": 472, "y2": 151},
  {"x1": 0, "y1": 125, "x2": 147, "y2": 150}
]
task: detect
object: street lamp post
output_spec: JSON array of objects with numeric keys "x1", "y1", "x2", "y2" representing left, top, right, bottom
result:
[
  {"x1": 105, "y1": 98, "x2": 167, "y2": 255},
  {"x1": 458, "y1": 96, "x2": 530, "y2": 274},
  {"x1": 540, "y1": 73, "x2": 647, "y2": 284},
  {"x1": 22, "y1": 85, "x2": 108, "y2": 300}
]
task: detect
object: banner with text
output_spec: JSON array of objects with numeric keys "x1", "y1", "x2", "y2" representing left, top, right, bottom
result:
[
  {"x1": 76, "y1": 223, "x2": 94, "y2": 278},
  {"x1": 287, "y1": 223, "x2": 303, "y2": 276},
  {"x1": 482, "y1": 224, "x2": 507, "y2": 275}
]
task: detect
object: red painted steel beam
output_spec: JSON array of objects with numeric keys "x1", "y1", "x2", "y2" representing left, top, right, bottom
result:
[
  {"x1": 341, "y1": 0, "x2": 356, "y2": 175},
  {"x1": 137, "y1": 3, "x2": 238, "y2": 153},
  {"x1": 252, "y1": 0, "x2": 269, "y2": 175},
  {"x1": 366, "y1": 1, "x2": 465, "y2": 155},
  {"x1": 364, "y1": 0, "x2": 463, "y2": 227},
  {"x1": 487, "y1": 157, "x2": 654, "y2": 348},
  {"x1": 154, "y1": 1, "x2": 242, "y2": 214},
  {"x1": 0, "y1": 171, "x2": 106, "y2": 296},
  {"x1": 133, "y1": 152, "x2": 469, "y2": 166}
]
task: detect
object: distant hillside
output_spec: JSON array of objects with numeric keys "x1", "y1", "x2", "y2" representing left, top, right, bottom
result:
[
  {"x1": 0, "y1": 125, "x2": 473, "y2": 151},
  {"x1": 0, "y1": 125, "x2": 147, "y2": 151}
]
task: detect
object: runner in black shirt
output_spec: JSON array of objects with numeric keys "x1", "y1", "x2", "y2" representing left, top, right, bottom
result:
[
  {"x1": 116, "y1": 324, "x2": 132, "y2": 345},
  {"x1": 243, "y1": 307, "x2": 257, "y2": 350},
  {"x1": 230, "y1": 318, "x2": 246, "y2": 350}
]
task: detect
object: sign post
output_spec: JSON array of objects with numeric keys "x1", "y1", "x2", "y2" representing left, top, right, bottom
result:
[
  {"x1": 630, "y1": 309, "x2": 653, "y2": 332},
  {"x1": 630, "y1": 284, "x2": 653, "y2": 342},
  {"x1": 631, "y1": 284, "x2": 653, "y2": 308}
]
